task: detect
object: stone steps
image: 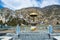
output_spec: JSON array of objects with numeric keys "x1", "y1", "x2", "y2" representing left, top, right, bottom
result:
[{"x1": 18, "y1": 32, "x2": 53, "y2": 40}]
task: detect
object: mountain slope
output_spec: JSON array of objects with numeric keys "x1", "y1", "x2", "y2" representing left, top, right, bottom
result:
[{"x1": 0, "y1": 5, "x2": 60, "y2": 25}]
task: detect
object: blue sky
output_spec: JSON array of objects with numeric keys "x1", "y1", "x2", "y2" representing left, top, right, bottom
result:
[
  {"x1": 0, "y1": 0, "x2": 4, "y2": 8},
  {"x1": 0, "y1": 0, "x2": 60, "y2": 10}
]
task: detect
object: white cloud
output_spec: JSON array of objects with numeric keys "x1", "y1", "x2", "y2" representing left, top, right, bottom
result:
[
  {"x1": 40, "y1": 0, "x2": 60, "y2": 8},
  {"x1": 2, "y1": 0, "x2": 39, "y2": 10},
  {"x1": 1, "y1": 0, "x2": 60, "y2": 10}
]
